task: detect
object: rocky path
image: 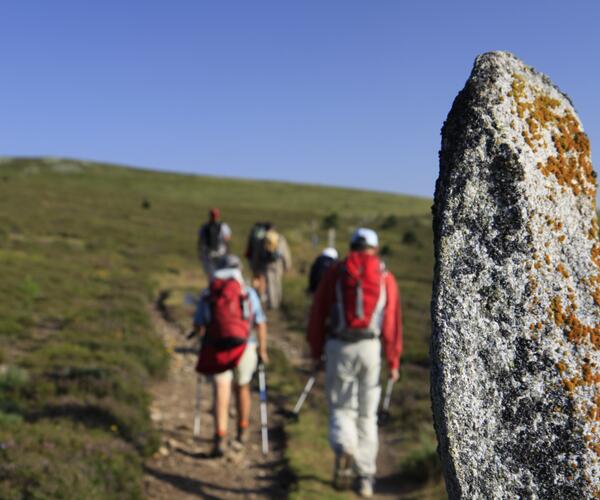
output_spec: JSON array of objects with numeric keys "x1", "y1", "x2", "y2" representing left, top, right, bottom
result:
[
  {"x1": 144, "y1": 294, "x2": 413, "y2": 499},
  {"x1": 144, "y1": 305, "x2": 290, "y2": 499}
]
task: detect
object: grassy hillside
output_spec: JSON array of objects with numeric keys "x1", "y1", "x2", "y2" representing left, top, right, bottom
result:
[{"x1": 0, "y1": 157, "x2": 440, "y2": 498}]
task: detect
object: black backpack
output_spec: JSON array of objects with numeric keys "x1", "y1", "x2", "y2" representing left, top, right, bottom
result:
[
  {"x1": 308, "y1": 255, "x2": 336, "y2": 293},
  {"x1": 203, "y1": 222, "x2": 222, "y2": 252}
]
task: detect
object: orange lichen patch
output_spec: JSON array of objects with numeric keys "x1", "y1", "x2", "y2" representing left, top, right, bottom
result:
[
  {"x1": 592, "y1": 244, "x2": 600, "y2": 268},
  {"x1": 557, "y1": 264, "x2": 570, "y2": 279},
  {"x1": 565, "y1": 313, "x2": 600, "y2": 348},
  {"x1": 545, "y1": 254, "x2": 552, "y2": 265},
  {"x1": 558, "y1": 235, "x2": 566, "y2": 243},
  {"x1": 508, "y1": 73, "x2": 597, "y2": 198},
  {"x1": 549, "y1": 295, "x2": 600, "y2": 348},
  {"x1": 550, "y1": 296, "x2": 565, "y2": 325},
  {"x1": 588, "y1": 219, "x2": 599, "y2": 240}
]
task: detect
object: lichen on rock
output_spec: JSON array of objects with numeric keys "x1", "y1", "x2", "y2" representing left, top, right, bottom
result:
[{"x1": 431, "y1": 51, "x2": 599, "y2": 499}]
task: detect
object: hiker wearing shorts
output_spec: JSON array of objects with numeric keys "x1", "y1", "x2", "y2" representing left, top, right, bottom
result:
[
  {"x1": 307, "y1": 228, "x2": 402, "y2": 498},
  {"x1": 193, "y1": 256, "x2": 268, "y2": 457},
  {"x1": 197, "y1": 208, "x2": 232, "y2": 277}
]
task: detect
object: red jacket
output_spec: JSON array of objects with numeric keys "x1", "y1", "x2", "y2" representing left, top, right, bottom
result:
[{"x1": 307, "y1": 256, "x2": 403, "y2": 370}]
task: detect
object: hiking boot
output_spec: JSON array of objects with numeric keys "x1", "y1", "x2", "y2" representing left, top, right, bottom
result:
[
  {"x1": 210, "y1": 435, "x2": 226, "y2": 458},
  {"x1": 333, "y1": 452, "x2": 354, "y2": 491},
  {"x1": 358, "y1": 476, "x2": 374, "y2": 498},
  {"x1": 231, "y1": 427, "x2": 249, "y2": 451},
  {"x1": 237, "y1": 426, "x2": 250, "y2": 444}
]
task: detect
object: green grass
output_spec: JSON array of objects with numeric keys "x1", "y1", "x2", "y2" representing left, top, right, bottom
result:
[{"x1": 0, "y1": 156, "x2": 442, "y2": 498}]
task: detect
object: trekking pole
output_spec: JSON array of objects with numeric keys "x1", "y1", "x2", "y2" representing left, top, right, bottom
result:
[
  {"x1": 193, "y1": 374, "x2": 202, "y2": 439},
  {"x1": 292, "y1": 374, "x2": 316, "y2": 418},
  {"x1": 258, "y1": 361, "x2": 269, "y2": 455},
  {"x1": 378, "y1": 377, "x2": 395, "y2": 425}
]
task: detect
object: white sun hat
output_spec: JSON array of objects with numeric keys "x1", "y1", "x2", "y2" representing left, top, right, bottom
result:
[
  {"x1": 321, "y1": 247, "x2": 338, "y2": 259},
  {"x1": 350, "y1": 228, "x2": 379, "y2": 248}
]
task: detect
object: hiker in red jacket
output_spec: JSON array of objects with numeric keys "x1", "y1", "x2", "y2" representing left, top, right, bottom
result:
[{"x1": 307, "y1": 228, "x2": 402, "y2": 498}]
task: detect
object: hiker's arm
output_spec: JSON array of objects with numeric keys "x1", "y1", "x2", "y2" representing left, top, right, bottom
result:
[
  {"x1": 192, "y1": 294, "x2": 208, "y2": 337},
  {"x1": 381, "y1": 273, "x2": 402, "y2": 381},
  {"x1": 280, "y1": 237, "x2": 292, "y2": 271},
  {"x1": 222, "y1": 223, "x2": 232, "y2": 242},
  {"x1": 307, "y1": 266, "x2": 337, "y2": 363},
  {"x1": 257, "y1": 321, "x2": 268, "y2": 364}
]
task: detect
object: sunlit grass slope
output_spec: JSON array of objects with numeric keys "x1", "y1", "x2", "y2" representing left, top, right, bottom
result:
[{"x1": 0, "y1": 157, "x2": 438, "y2": 498}]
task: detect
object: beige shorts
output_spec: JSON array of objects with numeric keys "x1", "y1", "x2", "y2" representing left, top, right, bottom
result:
[{"x1": 213, "y1": 343, "x2": 258, "y2": 386}]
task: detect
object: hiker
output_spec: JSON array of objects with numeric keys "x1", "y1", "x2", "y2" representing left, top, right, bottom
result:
[
  {"x1": 244, "y1": 221, "x2": 268, "y2": 295},
  {"x1": 307, "y1": 228, "x2": 402, "y2": 498},
  {"x1": 197, "y1": 208, "x2": 231, "y2": 277},
  {"x1": 307, "y1": 247, "x2": 338, "y2": 294},
  {"x1": 193, "y1": 255, "x2": 268, "y2": 457},
  {"x1": 260, "y1": 224, "x2": 292, "y2": 310}
]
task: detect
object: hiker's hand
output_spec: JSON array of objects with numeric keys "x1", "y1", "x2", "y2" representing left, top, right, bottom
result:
[
  {"x1": 259, "y1": 347, "x2": 269, "y2": 365},
  {"x1": 390, "y1": 367, "x2": 400, "y2": 383}
]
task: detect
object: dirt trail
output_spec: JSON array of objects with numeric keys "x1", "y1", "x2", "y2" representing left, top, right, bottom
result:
[
  {"x1": 144, "y1": 305, "x2": 290, "y2": 499},
  {"x1": 145, "y1": 295, "x2": 407, "y2": 499}
]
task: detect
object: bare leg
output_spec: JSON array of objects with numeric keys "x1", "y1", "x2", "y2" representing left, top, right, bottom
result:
[
  {"x1": 214, "y1": 377, "x2": 232, "y2": 437},
  {"x1": 236, "y1": 383, "x2": 251, "y2": 430},
  {"x1": 258, "y1": 273, "x2": 267, "y2": 300}
]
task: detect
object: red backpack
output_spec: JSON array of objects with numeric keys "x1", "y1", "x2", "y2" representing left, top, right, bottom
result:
[
  {"x1": 196, "y1": 277, "x2": 252, "y2": 375},
  {"x1": 333, "y1": 252, "x2": 386, "y2": 340}
]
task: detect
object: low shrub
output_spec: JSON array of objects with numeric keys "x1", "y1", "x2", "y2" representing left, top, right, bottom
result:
[
  {"x1": 381, "y1": 214, "x2": 399, "y2": 229},
  {"x1": 0, "y1": 420, "x2": 143, "y2": 499}
]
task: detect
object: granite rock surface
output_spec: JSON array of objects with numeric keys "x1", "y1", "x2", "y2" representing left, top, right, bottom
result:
[{"x1": 431, "y1": 51, "x2": 599, "y2": 499}]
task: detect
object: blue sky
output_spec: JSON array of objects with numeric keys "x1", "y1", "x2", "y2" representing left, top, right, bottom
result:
[{"x1": 1, "y1": 1, "x2": 598, "y2": 197}]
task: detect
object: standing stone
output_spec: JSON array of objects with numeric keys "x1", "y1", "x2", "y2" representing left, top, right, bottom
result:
[{"x1": 431, "y1": 51, "x2": 599, "y2": 499}]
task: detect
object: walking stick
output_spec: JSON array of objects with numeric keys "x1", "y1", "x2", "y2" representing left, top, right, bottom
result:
[
  {"x1": 292, "y1": 374, "x2": 316, "y2": 418},
  {"x1": 378, "y1": 377, "x2": 395, "y2": 425},
  {"x1": 258, "y1": 361, "x2": 269, "y2": 455},
  {"x1": 193, "y1": 374, "x2": 202, "y2": 438}
]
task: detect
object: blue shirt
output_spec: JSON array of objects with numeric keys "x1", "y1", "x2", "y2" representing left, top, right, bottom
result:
[{"x1": 194, "y1": 273, "x2": 266, "y2": 344}]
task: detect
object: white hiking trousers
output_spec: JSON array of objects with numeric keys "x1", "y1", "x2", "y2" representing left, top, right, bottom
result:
[{"x1": 325, "y1": 337, "x2": 382, "y2": 477}]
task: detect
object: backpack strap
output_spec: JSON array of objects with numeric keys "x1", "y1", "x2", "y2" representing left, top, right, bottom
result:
[
  {"x1": 355, "y1": 278, "x2": 364, "y2": 319},
  {"x1": 334, "y1": 264, "x2": 347, "y2": 334},
  {"x1": 367, "y1": 274, "x2": 387, "y2": 334},
  {"x1": 240, "y1": 289, "x2": 252, "y2": 321}
]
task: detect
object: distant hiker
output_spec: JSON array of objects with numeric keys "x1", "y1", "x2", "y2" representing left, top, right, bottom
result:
[
  {"x1": 307, "y1": 228, "x2": 402, "y2": 498},
  {"x1": 193, "y1": 255, "x2": 268, "y2": 457},
  {"x1": 197, "y1": 208, "x2": 232, "y2": 277},
  {"x1": 244, "y1": 221, "x2": 269, "y2": 293},
  {"x1": 259, "y1": 223, "x2": 292, "y2": 310},
  {"x1": 307, "y1": 247, "x2": 338, "y2": 294}
]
